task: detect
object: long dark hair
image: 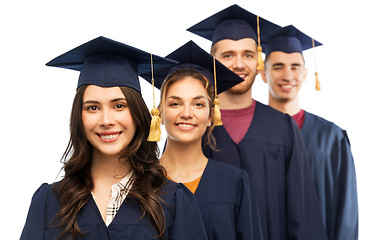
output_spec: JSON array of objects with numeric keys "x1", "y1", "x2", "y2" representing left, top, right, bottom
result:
[
  {"x1": 160, "y1": 68, "x2": 216, "y2": 149},
  {"x1": 52, "y1": 85, "x2": 166, "y2": 239}
]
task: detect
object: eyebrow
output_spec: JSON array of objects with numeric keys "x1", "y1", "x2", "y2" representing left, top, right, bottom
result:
[
  {"x1": 220, "y1": 50, "x2": 234, "y2": 56},
  {"x1": 221, "y1": 49, "x2": 256, "y2": 55},
  {"x1": 167, "y1": 95, "x2": 208, "y2": 101},
  {"x1": 272, "y1": 62, "x2": 303, "y2": 67},
  {"x1": 83, "y1": 98, "x2": 127, "y2": 105},
  {"x1": 272, "y1": 63, "x2": 285, "y2": 68},
  {"x1": 193, "y1": 95, "x2": 208, "y2": 101}
]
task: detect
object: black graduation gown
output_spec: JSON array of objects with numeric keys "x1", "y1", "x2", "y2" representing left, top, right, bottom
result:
[
  {"x1": 301, "y1": 111, "x2": 358, "y2": 240},
  {"x1": 20, "y1": 180, "x2": 208, "y2": 240},
  {"x1": 203, "y1": 101, "x2": 327, "y2": 240},
  {"x1": 194, "y1": 159, "x2": 263, "y2": 240}
]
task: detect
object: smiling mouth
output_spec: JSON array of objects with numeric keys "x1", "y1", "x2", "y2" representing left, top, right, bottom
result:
[
  {"x1": 237, "y1": 73, "x2": 247, "y2": 79},
  {"x1": 280, "y1": 84, "x2": 296, "y2": 90},
  {"x1": 97, "y1": 132, "x2": 122, "y2": 142},
  {"x1": 175, "y1": 123, "x2": 196, "y2": 129}
]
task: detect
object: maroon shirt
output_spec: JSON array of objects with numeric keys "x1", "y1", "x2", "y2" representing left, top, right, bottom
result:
[
  {"x1": 220, "y1": 100, "x2": 256, "y2": 144},
  {"x1": 292, "y1": 109, "x2": 305, "y2": 130}
]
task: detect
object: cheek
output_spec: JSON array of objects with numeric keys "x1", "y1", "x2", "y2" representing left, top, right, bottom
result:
[
  {"x1": 248, "y1": 59, "x2": 258, "y2": 70},
  {"x1": 198, "y1": 109, "x2": 211, "y2": 124},
  {"x1": 297, "y1": 73, "x2": 306, "y2": 83},
  {"x1": 162, "y1": 109, "x2": 177, "y2": 126},
  {"x1": 120, "y1": 111, "x2": 136, "y2": 131},
  {"x1": 268, "y1": 72, "x2": 281, "y2": 83},
  {"x1": 81, "y1": 112, "x2": 95, "y2": 132}
]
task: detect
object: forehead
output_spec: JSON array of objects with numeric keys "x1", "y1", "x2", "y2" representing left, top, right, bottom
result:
[
  {"x1": 267, "y1": 51, "x2": 305, "y2": 64},
  {"x1": 83, "y1": 85, "x2": 125, "y2": 100},
  {"x1": 213, "y1": 38, "x2": 257, "y2": 53},
  {"x1": 166, "y1": 77, "x2": 208, "y2": 98}
]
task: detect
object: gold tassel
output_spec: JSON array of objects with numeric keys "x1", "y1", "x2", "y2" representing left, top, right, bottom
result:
[
  {"x1": 147, "y1": 54, "x2": 161, "y2": 142},
  {"x1": 315, "y1": 72, "x2": 321, "y2": 91},
  {"x1": 147, "y1": 107, "x2": 161, "y2": 141},
  {"x1": 312, "y1": 38, "x2": 321, "y2": 91},
  {"x1": 212, "y1": 57, "x2": 223, "y2": 126},
  {"x1": 213, "y1": 98, "x2": 223, "y2": 126},
  {"x1": 257, "y1": 45, "x2": 264, "y2": 71},
  {"x1": 256, "y1": 16, "x2": 264, "y2": 71}
]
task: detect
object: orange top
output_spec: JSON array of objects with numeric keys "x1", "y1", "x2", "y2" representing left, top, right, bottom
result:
[{"x1": 167, "y1": 175, "x2": 202, "y2": 194}]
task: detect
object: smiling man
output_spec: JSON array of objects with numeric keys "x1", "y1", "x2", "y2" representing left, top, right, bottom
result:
[
  {"x1": 261, "y1": 25, "x2": 358, "y2": 240},
  {"x1": 188, "y1": 5, "x2": 327, "y2": 240}
]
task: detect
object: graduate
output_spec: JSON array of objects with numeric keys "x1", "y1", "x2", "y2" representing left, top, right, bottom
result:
[
  {"x1": 141, "y1": 40, "x2": 263, "y2": 240},
  {"x1": 187, "y1": 4, "x2": 327, "y2": 240},
  {"x1": 20, "y1": 36, "x2": 208, "y2": 240},
  {"x1": 261, "y1": 25, "x2": 358, "y2": 240}
]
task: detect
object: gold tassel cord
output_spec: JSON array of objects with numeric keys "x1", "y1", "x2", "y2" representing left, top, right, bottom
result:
[
  {"x1": 256, "y1": 16, "x2": 265, "y2": 71},
  {"x1": 213, "y1": 57, "x2": 223, "y2": 126},
  {"x1": 312, "y1": 38, "x2": 321, "y2": 91},
  {"x1": 315, "y1": 72, "x2": 321, "y2": 91},
  {"x1": 147, "y1": 54, "x2": 161, "y2": 142}
]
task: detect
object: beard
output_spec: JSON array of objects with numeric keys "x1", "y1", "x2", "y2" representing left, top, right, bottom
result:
[{"x1": 226, "y1": 75, "x2": 256, "y2": 95}]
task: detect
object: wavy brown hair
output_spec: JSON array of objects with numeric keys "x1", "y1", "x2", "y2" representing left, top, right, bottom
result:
[
  {"x1": 52, "y1": 85, "x2": 167, "y2": 240},
  {"x1": 159, "y1": 68, "x2": 216, "y2": 149}
]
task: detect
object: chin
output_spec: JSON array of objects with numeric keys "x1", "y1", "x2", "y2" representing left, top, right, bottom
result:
[
  {"x1": 229, "y1": 80, "x2": 254, "y2": 94},
  {"x1": 228, "y1": 85, "x2": 250, "y2": 95},
  {"x1": 169, "y1": 136, "x2": 201, "y2": 146}
]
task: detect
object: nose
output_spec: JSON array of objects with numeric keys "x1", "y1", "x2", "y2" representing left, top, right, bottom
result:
[
  {"x1": 232, "y1": 55, "x2": 246, "y2": 70},
  {"x1": 180, "y1": 105, "x2": 193, "y2": 119},
  {"x1": 100, "y1": 109, "x2": 115, "y2": 127},
  {"x1": 282, "y1": 67, "x2": 294, "y2": 82}
]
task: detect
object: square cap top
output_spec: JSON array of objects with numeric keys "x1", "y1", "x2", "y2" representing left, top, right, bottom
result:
[
  {"x1": 187, "y1": 4, "x2": 280, "y2": 45},
  {"x1": 261, "y1": 25, "x2": 322, "y2": 55},
  {"x1": 140, "y1": 40, "x2": 244, "y2": 94},
  {"x1": 46, "y1": 36, "x2": 178, "y2": 92}
]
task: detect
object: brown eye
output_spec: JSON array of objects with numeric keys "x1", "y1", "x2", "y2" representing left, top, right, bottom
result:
[
  {"x1": 86, "y1": 105, "x2": 98, "y2": 111},
  {"x1": 115, "y1": 104, "x2": 126, "y2": 110}
]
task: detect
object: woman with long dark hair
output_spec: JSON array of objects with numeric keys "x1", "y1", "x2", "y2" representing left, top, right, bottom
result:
[
  {"x1": 20, "y1": 37, "x2": 207, "y2": 240},
  {"x1": 141, "y1": 41, "x2": 263, "y2": 240}
]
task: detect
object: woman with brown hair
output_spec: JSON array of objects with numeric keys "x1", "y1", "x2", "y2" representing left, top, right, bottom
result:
[
  {"x1": 20, "y1": 36, "x2": 208, "y2": 240},
  {"x1": 141, "y1": 41, "x2": 263, "y2": 240}
]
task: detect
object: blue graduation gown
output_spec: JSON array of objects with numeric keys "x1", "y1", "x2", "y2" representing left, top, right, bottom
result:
[
  {"x1": 203, "y1": 101, "x2": 327, "y2": 240},
  {"x1": 301, "y1": 111, "x2": 358, "y2": 240},
  {"x1": 194, "y1": 159, "x2": 263, "y2": 240},
  {"x1": 20, "y1": 180, "x2": 208, "y2": 240}
]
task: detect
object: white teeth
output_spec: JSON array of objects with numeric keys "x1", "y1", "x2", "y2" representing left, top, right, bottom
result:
[
  {"x1": 239, "y1": 75, "x2": 246, "y2": 78},
  {"x1": 281, "y1": 85, "x2": 293, "y2": 89},
  {"x1": 178, "y1": 124, "x2": 193, "y2": 128},
  {"x1": 100, "y1": 134, "x2": 119, "y2": 139}
]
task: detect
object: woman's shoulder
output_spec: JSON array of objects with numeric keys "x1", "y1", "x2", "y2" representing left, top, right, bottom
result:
[
  {"x1": 29, "y1": 183, "x2": 53, "y2": 202},
  {"x1": 20, "y1": 183, "x2": 56, "y2": 239}
]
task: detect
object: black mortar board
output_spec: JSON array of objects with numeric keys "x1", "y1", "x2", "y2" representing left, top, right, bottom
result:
[{"x1": 46, "y1": 36, "x2": 178, "y2": 92}]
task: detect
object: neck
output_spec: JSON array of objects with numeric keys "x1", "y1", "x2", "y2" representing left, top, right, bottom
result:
[
  {"x1": 218, "y1": 89, "x2": 253, "y2": 109},
  {"x1": 268, "y1": 95, "x2": 301, "y2": 116},
  {"x1": 161, "y1": 138, "x2": 207, "y2": 182},
  {"x1": 91, "y1": 150, "x2": 131, "y2": 185}
]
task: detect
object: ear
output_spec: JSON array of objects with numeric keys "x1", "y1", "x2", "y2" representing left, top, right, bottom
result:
[{"x1": 261, "y1": 71, "x2": 268, "y2": 83}]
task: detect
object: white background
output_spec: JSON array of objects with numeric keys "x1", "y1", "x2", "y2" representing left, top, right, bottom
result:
[{"x1": 1, "y1": 0, "x2": 363, "y2": 238}]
